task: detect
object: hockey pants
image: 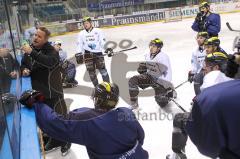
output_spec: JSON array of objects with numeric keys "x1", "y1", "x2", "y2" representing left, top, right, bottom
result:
[
  {"x1": 84, "y1": 52, "x2": 110, "y2": 86},
  {"x1": 128, "y1": 73, "x2": 168, "y2": 107}
]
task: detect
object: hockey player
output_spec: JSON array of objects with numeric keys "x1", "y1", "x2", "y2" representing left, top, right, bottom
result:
[
  {"x1": 53, "y1": 39, "x2": 78, "y2": 87},
  {"x1": 186, "y1": 80, "x2": 240, "y2": 158},
  {"x1": 204, "y1": 36, "x2": 227, "y2": 55},
  {"x1": 225, "y1": 36, "x2": 240, "y2": 78},
  {"x1": 189, "y1": 36, "x2": 227, "y2": 95},
  {"x1": 167, "y1": 52, "x2": 231, "y2": 159},
  {"x1": 200, "y1": 52, "x2": 232, "y2": 90},
  {"x1": 24, "y1": 19, "x2": 40, "y2": 43},
  {"x1": 0, "y1": 23, "x2": 19, "y2": 93},
  {"x1": 128, "y1": 38, "x2": 175, "y2": 109},
  {"x1": 75, "y1": 17, "x2": 110, "y2": 86},
  {"x1": 19, "y1": 82, "x2": 149, "y2": 159},
  {"x1": 188, "y1": 32, "x2": 208, "y2": 95},
  {"x1": 192, "y1": 2, "x2": 221, "y2": 37}
]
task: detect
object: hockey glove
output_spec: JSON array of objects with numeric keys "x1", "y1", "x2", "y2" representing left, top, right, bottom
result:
[
  {"x1": 188, "y1": 71, "x2": 195, "y2": 83},
  {"x1": 195, "y1": 12, "x2": 203, "y2": 22},
  {"x1": 61, "y1": 60, "x2": 69, "y2": 69},
  {"x1": 225, "y1": 54, "x2": 240, "y2": 78},
  {"x1": 105, "y1": 48, "x2": 114, "y2": 57},
  {"x1": 75, "y1": 52, "x2": 84, "y2": 64},
  {"x1": 137, "y1": 62, "x2": 147, "y2": 74},
  {"x1": 19, "y1": 90, "x2": 45, "y2": 108}
]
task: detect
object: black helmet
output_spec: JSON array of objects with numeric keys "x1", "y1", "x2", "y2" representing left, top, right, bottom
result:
[
  {"x1": 92, "y1": 82, "x2": 119, "y2": 110},
  {"x1": 197, "y1": 32, "x2": 209, "y2": 39},
  {"x1": 204, "y1": 37, "x2": 220, "y2": 46},
  {"x1": 82, "y1": 16, "x2": 92, "y2": 23},
  {"x1": 149, "y1": 38, "x2": 163, "y2": 48}
]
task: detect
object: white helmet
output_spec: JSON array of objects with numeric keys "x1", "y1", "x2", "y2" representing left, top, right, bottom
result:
[{"x1": 54, "y1": 39, "x2": 63, "y2": 46}]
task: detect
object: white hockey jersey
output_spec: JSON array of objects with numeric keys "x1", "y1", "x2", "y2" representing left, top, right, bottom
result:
[
  {"x1": 77, "y1": 28, "x2": 105, "y2": 53},
  {"x1": 0, "y1": 30, "x2": 18, "y2": 49},
  {"x1": 145, "y1": 51, "x2": 172, "y2": 82},
  {"x1": 200, "y1": 70, "x2": 233, "y2": 91},
  {"x1": 24, "y1": 27, "x2": 37, "y2": 42},
  {"x1": 191, "y1": 47, "x2": 206, "y2": 74}
]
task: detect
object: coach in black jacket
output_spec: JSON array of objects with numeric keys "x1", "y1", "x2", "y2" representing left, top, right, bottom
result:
[{"x1": 21, "y1": 27, "x2": 70, "y2": 153}]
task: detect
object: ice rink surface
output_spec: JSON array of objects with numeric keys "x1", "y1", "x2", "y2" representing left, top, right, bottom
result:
[{"x1": 46, "y1": 12, "x2": 240, "y2": 159}]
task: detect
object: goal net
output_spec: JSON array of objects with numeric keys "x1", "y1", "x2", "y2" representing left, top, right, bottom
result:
[{"x1": 164, "y1": 7, "x2": 182, "y2": 23}]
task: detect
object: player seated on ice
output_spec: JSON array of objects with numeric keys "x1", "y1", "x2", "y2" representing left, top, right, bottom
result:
[
  {"x1": 128, "y1": 38, "x2": 176, "y2": 110},
  {"x1": 191, "y1": 2, "x2": 221, "y2": 37},
  {"x1": 166, "y1": 52, "x2": 231, "y2": 159},
  {"x1": 53, "y1": 40, "x2": 78, "y2": 88},
  {"x1": 19, "y1": 82, "x2": 149, "y2": 159},
  {"x1": 188, "y1": 32, "x2": 208, "y2": 95}
]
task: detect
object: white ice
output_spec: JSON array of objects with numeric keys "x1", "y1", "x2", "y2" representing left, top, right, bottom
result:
[{"x1": 46, "y1": 12, "x2": 240, "y2": 159}]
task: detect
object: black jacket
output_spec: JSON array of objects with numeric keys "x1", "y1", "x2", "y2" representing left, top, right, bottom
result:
[
  {"x1": 21, "y1": 42, "x2": 63, "y2": 99},
  {"x1": 0, "y1": 53, "x2": 19, "y2": 93}
]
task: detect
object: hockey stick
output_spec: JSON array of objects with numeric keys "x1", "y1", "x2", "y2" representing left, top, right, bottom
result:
[
  {"x1": 174, "y1": 80, "x2": 188, "y2": 90},
  {"x1": 226, "y1": 22, "x2": 240, "y2": 32},
  {"x1": 103, "y1": 46, "x2": 138, "y2": 57},
  {"x1": 39, "y1": 129, "x2": 46, "y2": 159},
  {"x1": 171, "y1": 99, "x2": 187, "y2": 112},
  {"x1": 75, "y1": 46, "x2": 138, "y2": 64}
]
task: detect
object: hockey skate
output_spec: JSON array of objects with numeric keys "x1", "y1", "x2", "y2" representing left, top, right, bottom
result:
[
  {"x1": 166, "y1": 152, "x2": 187, "y2": 159},
  {"x1": 62, "y1": 80, "x2": 78, "y2": 88},
  {"x1": 61, "y1": 143, "x2": 71, "y2": 156},
  {"x1": 44, "y1": 138, "x2": 62, "y2": 154},
  {"x1": 129, "y1": 99, "x2": 140, "y2": 110}
]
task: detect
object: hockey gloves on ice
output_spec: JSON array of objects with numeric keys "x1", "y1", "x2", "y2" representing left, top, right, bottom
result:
[
  {"x1": 188, "y1": 71, "x2": 195, "y2": 83},
  {"x1": 137, "y1": 62, "x2": 147, "y2": 74},
  {"x1": 75, "y1": 52, "x2": 84, "y2": 64},
  {"x1": 104, "y1": 48, "x2": 114, "y2": 57},
  {"x1": 19, "y1": 90, "x2": 45, "y2": 108}
]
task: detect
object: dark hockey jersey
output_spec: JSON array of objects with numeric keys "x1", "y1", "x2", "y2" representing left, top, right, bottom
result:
[
  {"x1": 186, "y1": 80, "x2": 240, "y2": 158},
  {"x1": 34, "y1": 104, "x2": 149, "y2": 159}
]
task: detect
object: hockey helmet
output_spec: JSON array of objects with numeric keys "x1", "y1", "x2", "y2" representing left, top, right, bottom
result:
[
  {"x1": 54, "y1": 39, "x2": 63, "y2": 46},
  {"x1": 197, "y1": 32, "x2": 209, "y2": 39},
  {"x1": 149, "y1": 38, "x2": 163, "y2": 48},
  {"x1": 199, "y1": 2, "x2": 210, "y2": 9},
  {"x1": 92, "y1": 82, "x2": 119, "y2": 109},
  {"x1": 204, "y1": 37, "x2": 220, "y2": 46},
  {"x1": 233, "y1": 36, "x2": 240, "y2": 50},
  {"x1": 82, "y1": 16, "x2": 92, "y2": 23},
  {"x1": 205, "y1": 52, "x2": 228, "y2": 71},
  {"x1": 34, "y1": 19, "x2": 40, "y2": 27}
]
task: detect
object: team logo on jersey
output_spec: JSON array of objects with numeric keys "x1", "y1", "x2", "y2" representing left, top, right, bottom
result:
[{"x1": 88, "y1": 43, "x2": 96, "y2": 50}]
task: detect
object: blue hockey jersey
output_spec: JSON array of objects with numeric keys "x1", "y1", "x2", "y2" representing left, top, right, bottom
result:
[
  {"x1": 34, "y1": 104, "x2": 149, "y2": 159},
  {"x1": 186, "y1": 80, "x2": 240, "y2": 158},
  {"x1": 192, "y1": 13, "x2": 221, "y2": 37}
]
